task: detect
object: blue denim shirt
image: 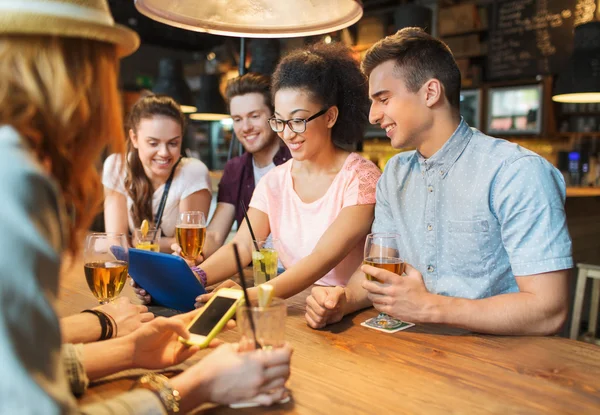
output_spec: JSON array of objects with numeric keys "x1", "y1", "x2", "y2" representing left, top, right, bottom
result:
[{"x1": 372, "y1": 120, "x2": 573, "y2": 299}]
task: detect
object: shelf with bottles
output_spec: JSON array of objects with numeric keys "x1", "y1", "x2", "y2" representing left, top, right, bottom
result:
[{"x1": 555, "y1": 102, "x2": 600, "y2": 134}]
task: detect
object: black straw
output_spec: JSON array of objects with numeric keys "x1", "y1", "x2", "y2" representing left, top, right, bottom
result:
[
  {"x1": 240, "y1": 202, "x2": 267, "y2": 276},
  {"x1": 232, "y1": 243, "x2": 261, "y2": 349},
  {"x1": 241, "y1": 202, "x2": 260, "y2": 251}
]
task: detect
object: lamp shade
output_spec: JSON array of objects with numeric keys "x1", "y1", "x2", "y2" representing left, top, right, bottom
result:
[
  {"x1": 152, "y1": 58, "x2": 197, "y2": 113},
  {"x1": 134, "y1": 0, "x2": 363, "y2": 38},
  {"x1": 189, "y1": 74, "x2": 230, "y2": 121},
  {"x1": 553, "y1": 21, "x2": 600, "y2": 103}
]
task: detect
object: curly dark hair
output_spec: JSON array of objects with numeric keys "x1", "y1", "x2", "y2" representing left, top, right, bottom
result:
[{"x1": 271, "y1": 42, "x2": 369, "y2": 148}]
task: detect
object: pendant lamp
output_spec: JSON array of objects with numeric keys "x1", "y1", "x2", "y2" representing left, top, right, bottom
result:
[
  {"x1": 553, "y1": 21, "x2": 600, "y2": 104},
  {"x1": 134, "y1": 0, "x2": 363, "y2": 38}
]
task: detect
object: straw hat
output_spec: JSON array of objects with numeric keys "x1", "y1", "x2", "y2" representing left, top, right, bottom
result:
[{"x1": 0, "y1": 0, "x2": 140, "y2": 57}]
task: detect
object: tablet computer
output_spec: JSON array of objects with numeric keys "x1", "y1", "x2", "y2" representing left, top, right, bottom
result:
[{"x1": 126, "y1": 248, "x2": 206, "y2": 311}]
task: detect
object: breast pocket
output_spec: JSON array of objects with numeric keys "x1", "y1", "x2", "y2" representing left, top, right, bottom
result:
[{"x1": 447, "y1": 219, "x2": 493, "y2": 278}]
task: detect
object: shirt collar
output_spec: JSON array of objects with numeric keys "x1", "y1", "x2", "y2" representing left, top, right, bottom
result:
[{"x1": 416, "y1": 118, "x2": 472, "y2": 178}]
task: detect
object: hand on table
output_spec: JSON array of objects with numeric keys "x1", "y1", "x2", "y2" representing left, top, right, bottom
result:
[
  {"x1": 95, "y1": 297, "x2": 154, "y2": 337},
  {"x1": 361, "y1": 263, "x2": 434, "y2": 323},
  {"x1": 305, "y1": 286, "x2": 347, "y2": 329}
]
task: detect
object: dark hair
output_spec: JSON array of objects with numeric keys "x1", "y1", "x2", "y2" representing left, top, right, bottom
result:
[
  {"x1": 124, "y1": 94, "x2": 186, "y2": 227},
  {"x1": 362, "y1": 27, "x2": 461, "y2": 110},
  {"x1": 224, "y1": 73, "x2": 273, "y2": 112},
  {"x1": 271, "y1": 42, "x2": 369, "y2": 148}
]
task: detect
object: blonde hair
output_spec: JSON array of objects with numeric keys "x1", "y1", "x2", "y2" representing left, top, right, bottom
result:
[{"x1": 0, "y1": 36, "x2": 125, "y2": 254}]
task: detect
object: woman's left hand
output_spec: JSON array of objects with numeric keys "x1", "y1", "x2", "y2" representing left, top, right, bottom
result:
[
  {"x1": 129, "y1": 310, "x2": 236, "y2": 370},
  {"x1": 195, "y1": 280, "x2": 241, "y2": 308},
  {"x1": 95, "y1": 297, "x2": 154, "y2": 337}
]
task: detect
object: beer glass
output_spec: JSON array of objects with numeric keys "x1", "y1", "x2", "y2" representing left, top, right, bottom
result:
[
  {"x1": 176, "y1": 211, "x2": 206, "y2": 260},
  {"x1": 363, "y1": 233, "x2": 405, "y2": 327},
  {"x1": 84, "y1": 233, "x2": 129, "y2": 304},
  {"x1": 363, "y1": 233, "x2": 405, "y2": 282}
]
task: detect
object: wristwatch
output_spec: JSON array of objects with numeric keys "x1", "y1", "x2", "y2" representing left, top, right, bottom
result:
[{"x1": 134, "y1": 373, "x2": 180, "y2": 414}]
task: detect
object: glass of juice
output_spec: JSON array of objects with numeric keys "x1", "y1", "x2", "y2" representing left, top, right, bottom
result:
[
  {"x1": 84, "y1": 233, "x2": 129, "y2": 304},
  {"x1": 252, "y1": 238, "x2": 279, "y2": 286},
  {"x1": 133, "y1": 227, "x2": 161, "y2": 252},
  {"x1": 176, "y1": 211, "x2": 206, "y2": 260}
]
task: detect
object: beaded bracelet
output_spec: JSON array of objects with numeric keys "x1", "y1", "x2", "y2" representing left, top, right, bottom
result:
[{"x1": 191, "y1": 266, "x2": 207, "y2": 287}]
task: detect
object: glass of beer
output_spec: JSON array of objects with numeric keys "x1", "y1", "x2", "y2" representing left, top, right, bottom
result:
[
  {"x1": 84, "y1": 233, "x2": 129, "y2": 304},
  {"x1": 133, "y1": 227, "x2": 161, "y2": 252},
  {"x1": 363, "y1": 233, "x2": 404, "y2": 282},
  {"x1": 176, "y1": 211, "x2": 206, "y2": 260},
  {"x1": 363, "y1": 233, "x2": 405, "y2": 328}
]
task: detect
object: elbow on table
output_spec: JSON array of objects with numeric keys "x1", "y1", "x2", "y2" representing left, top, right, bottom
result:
[{"x1": 537, "y1": 301, "x2": 569, "y2": 336}]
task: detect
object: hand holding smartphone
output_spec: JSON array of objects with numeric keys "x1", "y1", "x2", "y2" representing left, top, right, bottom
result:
[{"x1": 179, "y1": 288, "x2": 243, "y2": 348}]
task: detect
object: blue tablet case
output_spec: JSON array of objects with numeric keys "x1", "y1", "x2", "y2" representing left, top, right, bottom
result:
[{"x1": 125, "y1": 248, "x2": 206, "y2": 311}]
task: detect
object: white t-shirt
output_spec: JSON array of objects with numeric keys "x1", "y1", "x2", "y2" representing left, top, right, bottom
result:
[
  {"x1": 252, "y1": 159, "x2": 275, "y2": 184},
  {"x1": 102, "y1": 154, "x2": 211, "y2": 237}
]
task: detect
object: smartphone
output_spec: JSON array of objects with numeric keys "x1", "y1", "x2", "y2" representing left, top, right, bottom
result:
[{"x1": 179, "y1": 288, "x2": 243, "y2": 348}]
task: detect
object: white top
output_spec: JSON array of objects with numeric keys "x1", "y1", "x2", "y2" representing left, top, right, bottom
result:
[
  {"x1": 102, "y1": 154, "x2": 211, "y2": 237},
  {"x1": 252, "y1": 159, "x2": 276, "y2": 184}
]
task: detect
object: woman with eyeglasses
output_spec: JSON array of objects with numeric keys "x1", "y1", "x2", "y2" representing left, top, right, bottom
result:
[{"x1": 137, "y1": 42, "x2": 381, "y2": 306}]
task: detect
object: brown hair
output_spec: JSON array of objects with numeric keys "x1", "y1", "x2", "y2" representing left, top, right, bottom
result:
[
  {"x1": 224, "y1": 73, "x2": 273, "y2": 112},
  {"x1": 362, "y1": 27, "x2": 461, "y2": 110},
  {"x1": 124, "y1": 94, "x2": 186, "y2": 227},
  {"x1": 0, "y1": 36, "x2": 124, "y2": 254}
]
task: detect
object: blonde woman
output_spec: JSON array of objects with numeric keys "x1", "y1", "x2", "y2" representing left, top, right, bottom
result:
[{"x1": 0, "y1": 1, "x2": 291, "y2": 414}]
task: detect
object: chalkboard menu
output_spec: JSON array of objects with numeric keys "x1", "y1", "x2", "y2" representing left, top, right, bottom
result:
[{"x1": 488, "y1": 0, "x2": 596, "y2": 80}]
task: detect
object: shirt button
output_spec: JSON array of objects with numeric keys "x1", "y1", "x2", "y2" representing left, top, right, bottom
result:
[
  {"x1": 428, "y1": 186, "x2": 434, "y2": 193},
  {"x1": 427, "y1": 265, "x2": 435, "y2": 273},
  {"x1": 427, "y1": 224, "x2": 433, "y2": 231},
  {"x1": 440, "y1": 170, "x2": 444, "y2": 176}
]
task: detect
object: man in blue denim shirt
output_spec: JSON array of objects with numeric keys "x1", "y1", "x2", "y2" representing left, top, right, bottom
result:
[{"x1": 306, "y1": 28, "x2": 573, "y2": 335}]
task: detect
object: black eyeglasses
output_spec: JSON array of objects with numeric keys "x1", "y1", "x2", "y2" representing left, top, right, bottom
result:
[{"x1": 268, "y1": 108, "x2": 328, "y2": 133}]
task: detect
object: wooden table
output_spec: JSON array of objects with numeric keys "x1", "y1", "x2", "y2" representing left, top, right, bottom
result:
[{"x1": 58, "y1": 256, "x2": 600, "y2": 414}]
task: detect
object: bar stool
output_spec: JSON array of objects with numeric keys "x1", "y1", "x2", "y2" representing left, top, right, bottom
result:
[{"x1": 570, "y1": 263, "x2": 600, "y2": 343}]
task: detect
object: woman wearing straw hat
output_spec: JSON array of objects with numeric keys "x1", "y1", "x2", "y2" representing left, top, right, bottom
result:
[{"x1": 0, "y1": 1, "x2": 291, "y2": 413}]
